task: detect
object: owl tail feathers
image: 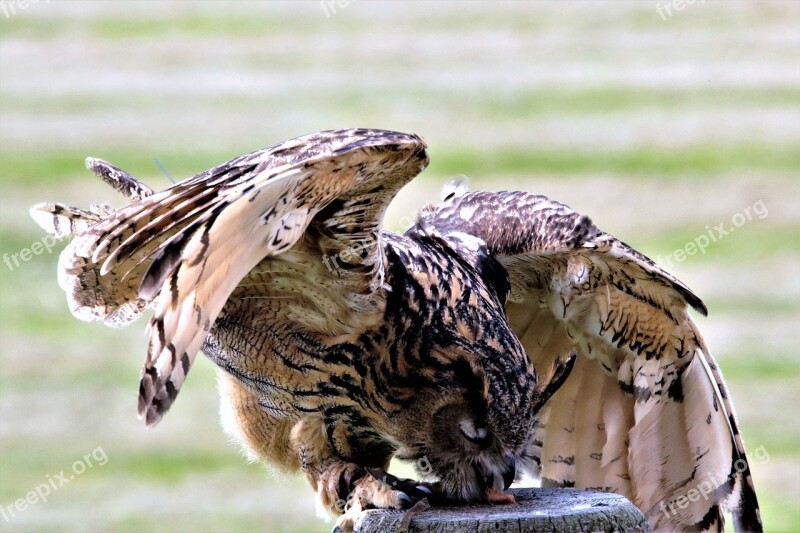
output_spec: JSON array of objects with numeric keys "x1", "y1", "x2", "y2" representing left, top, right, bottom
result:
[{"x1": 29, "y1": 158, "x2": 158, "y2": 328}]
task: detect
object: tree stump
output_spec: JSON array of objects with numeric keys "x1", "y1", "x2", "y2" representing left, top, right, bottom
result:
[{"x1": 353, "y1": 488, "x2": 649, "y2": 533}]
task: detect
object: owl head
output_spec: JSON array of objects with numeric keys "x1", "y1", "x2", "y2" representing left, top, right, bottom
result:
[{"x1": 391, "y1": 343, "x2": 575, "y2": 503}]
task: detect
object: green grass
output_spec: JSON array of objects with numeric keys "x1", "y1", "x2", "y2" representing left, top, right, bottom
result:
[
  {"x1": 704, "y1": 296, "x2": 800, "y2": 316},
  {"x1": 3, "y1": 143, "x2": 799, "y2": 187},
  {"x1": 0, "y1": 446, "x2": 244, "y2": 493},
  {"x1": 429, "y1": 143, "x2": 800, "y2": 180},
  {"x1": 3, "y1": 1, "x2": 792, "y2": 40},
  {"x1": 722, "y1": 354, "x2": 800, "y2": 382},
  {"x1": 0, "y1": 13, "x2": 304, "y2": 40},
  {"x1": 473, "y1": 87, "x2": 800, "y2": 117},
  {"x1": 90, "y1": 15, "x2": 297, "y2": 39},
  {"x1": 757, "y1": 497, "x2": 800, "y2": 533},
  {"x1": 639, "y1": 225, "x2": 800, "y2": 264},
  {"x1": 0, "y1": 149, "x2": 231, "y2": 187},
  {"x1": 7, "y1": 86, "x2": 800, "y2": 115}
]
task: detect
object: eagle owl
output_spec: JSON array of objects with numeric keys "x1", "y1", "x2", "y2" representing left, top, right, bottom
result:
[{"x1": 31, "y1": 129, "x2": 761, "y2": 532}]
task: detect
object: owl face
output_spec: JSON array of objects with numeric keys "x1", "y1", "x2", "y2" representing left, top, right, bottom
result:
[
  {"x1": 428, "y1": 401, "x2": 520, "y2": 501},
  {"x1": 393, "y1": 387, "x2": 531, "y2": 503}
]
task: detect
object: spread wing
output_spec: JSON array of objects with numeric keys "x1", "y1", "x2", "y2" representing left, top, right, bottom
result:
[
  {"x1": 32, "y1": 129, "x2": 428, "y2": 426},
  {"x1": 418, "y1": 188, "x2": 761, "y2": 532}
]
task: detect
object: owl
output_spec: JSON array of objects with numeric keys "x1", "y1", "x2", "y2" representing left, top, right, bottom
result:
[{"x1": 31, "y1": 129, "x2": 761, "y2": 532}]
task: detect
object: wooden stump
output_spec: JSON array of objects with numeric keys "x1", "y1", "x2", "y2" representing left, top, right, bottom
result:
[{"x1": 353, "y1": 488, "x2": 649, "y2": 533}]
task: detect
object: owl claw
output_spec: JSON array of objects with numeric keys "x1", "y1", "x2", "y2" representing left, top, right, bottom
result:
[
  {"x1": 366, "y1": 467, "x2": 389, "y2": 484},
  {"x1": 354, "y1": 468, "x2": 436, "y2": 510},
  {"x1": 366, "y1": 469, "x2": 435, "y2": 503},
  {"x1": 398, "y1": 491, "x2": 414, "y2": 508}
]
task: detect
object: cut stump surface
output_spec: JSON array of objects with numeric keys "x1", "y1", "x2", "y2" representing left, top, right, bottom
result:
[{"x1": 353, "y1": 487, "x2": 649, "y2": 532}]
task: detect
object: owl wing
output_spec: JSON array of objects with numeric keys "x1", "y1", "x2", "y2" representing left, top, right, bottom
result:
[
  {"x1": 31, "y1": 129, "x2": 428, "y2": 426},
  {"x1": 418, "y1": 188, "x2": 761, "y2": 532}
]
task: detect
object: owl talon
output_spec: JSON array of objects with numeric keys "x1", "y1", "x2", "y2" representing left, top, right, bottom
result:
[
  {"x1": 398, "y1": 491, "x2": 414, "y2": 508},
  {"x1": 366, "y1": 469, "x2": 436, "y2": 504},
  {"x1": 367, "y1": 467, "x2": 404, "y2": 489},
  {"x1": 344, "y1": 469, "x2": 436, "y2": 511}
]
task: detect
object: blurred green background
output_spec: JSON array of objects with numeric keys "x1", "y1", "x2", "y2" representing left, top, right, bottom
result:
[{"x1": 1, "y1": 1, "x2": 798, "y2": 532}]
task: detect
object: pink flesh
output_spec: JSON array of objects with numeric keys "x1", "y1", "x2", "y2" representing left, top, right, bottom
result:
[{"x1": 486, "y1": 488, "x2": 516, "y2": 504}]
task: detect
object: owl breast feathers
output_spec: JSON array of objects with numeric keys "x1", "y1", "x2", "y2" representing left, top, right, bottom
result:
[{"x1": 31, "y1": 128, "x2": 761, "y2": 532}]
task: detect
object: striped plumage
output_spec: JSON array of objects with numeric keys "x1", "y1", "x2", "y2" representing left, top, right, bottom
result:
[{"x1": 31, "y1": 129, "x2": 761, "y2": 532}]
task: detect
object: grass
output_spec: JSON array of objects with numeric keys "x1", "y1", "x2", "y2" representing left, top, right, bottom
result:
[
  {"x1": 2, "y1": 142, "x2": 799, "y2": 187},
  {"x1": 8, "y1": 87, "x2": 800, "y2": 114},
  {"x1": 429, "y1": 143, "x2": 800, "y2": 180},
  {"x1": 641, "y1": 225, "x2": 800, "y2": 264}
]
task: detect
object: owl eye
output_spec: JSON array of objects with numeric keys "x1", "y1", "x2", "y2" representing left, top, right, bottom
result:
[{"x1": 458, "y1": 419, "x2": 490, "y2": 444}]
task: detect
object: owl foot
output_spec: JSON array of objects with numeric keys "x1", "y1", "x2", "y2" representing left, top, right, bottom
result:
[
  {"x1": 331, "y1": 471, "x2": 433, "y2": 533},
  {"x1": 364, "y1": 468, "x2": 434, "y2": 507}
]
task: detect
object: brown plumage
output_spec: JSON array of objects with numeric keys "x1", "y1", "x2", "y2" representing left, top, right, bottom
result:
[{"x1": 31, "y1": 129, "x2": 761, "y2": 532}]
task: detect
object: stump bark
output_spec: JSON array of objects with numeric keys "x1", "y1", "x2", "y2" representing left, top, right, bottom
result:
[{"x1": 353, "y1": 487, "x2": 649, "y2": 533}]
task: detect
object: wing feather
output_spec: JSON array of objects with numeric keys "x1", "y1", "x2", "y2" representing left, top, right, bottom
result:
[
  {"x1": 40, "y1": 128, "x2": 428, "y2": 426},
  {"x1": 420, "y1": 188, "x2": 761, "y2": 532}
]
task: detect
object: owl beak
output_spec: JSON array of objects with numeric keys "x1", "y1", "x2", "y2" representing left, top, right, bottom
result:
[{"x1": 473, "y1": 452, "x2": 516, "y2": 493}]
